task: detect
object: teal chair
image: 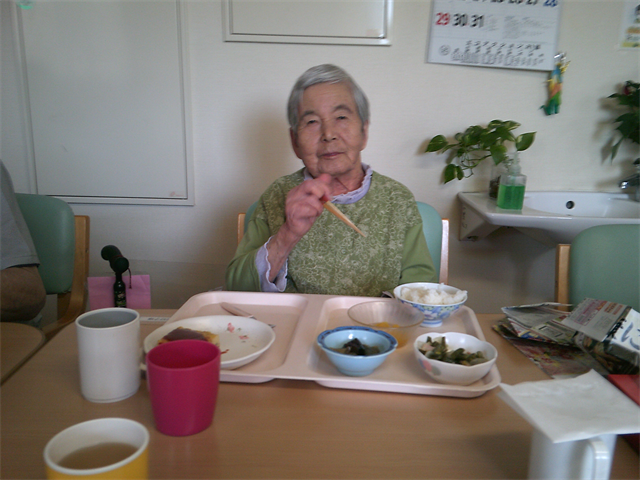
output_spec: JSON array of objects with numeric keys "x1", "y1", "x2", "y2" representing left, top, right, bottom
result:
[
  {"x1": 15, "y1": 194, "x2": 90, "y2": 339},
  {"x1": 416, "y1": 201, "x2": 448, "y2": 284},
  {"x1": 238, "y1": 201, "x2": 448, "y2": 283},
  {"x1": 555, "y1": 224, "x2": 640, "y2": 310}
]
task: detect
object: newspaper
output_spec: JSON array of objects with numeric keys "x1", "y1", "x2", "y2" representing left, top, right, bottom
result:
[
  {"x1": 501, "y1": 303, "x2": 574, "y2": 345},
  {"x1": 560, "y1": 299, "x2": 632, "y2": 342},
  {"x1": 493, "y1": 319, "x2": 609, "y2": 379},
  {"x1": 608, "y1": 308, "x2": 640, "y2": 358},
  {"x1": 560, "y1": 298, "x2": 639, "y2": 352},
  {"x1": 498, "y1": 300, "x2": 639, "y2": 376},
  {"x1": 561, "y1": 299, "x2": 640, "y2": 374}
]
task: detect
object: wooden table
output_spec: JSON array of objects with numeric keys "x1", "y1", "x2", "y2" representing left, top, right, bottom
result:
[
  {"x1": 1, "y1": 309, "x2": 638, "y2": 479},
  {"x1": 1, "y1": 321, "x2": 45, "y2": 384}
]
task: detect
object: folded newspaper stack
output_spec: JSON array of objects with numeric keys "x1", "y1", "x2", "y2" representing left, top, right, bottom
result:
[
  {"x1": 501, "y1": 303, "x2": 573, "y2": 344},
  {"x1": 501, "y1": 299, "x2": 639, "y2": 374},
  {"x1": 561, "y1": 299, "x2": 639, "y2": 374}
]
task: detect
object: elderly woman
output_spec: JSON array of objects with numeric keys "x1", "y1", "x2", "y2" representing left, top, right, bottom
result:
[{"x1": 225, "y1": 64, "x2": 436, "y2": 296}]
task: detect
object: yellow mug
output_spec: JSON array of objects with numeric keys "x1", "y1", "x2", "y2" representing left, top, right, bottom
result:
[{"x1": 44, "y1": 418, "x2": 149, "y2": 479}]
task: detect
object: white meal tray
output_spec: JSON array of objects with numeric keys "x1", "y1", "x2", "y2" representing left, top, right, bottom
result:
[{"x1": 165, "y1": 291, "x2": 501, "y2": 398}]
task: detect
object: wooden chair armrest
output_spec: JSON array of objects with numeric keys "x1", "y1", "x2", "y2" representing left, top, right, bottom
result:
[
  {"x1": 555, "y1": 243, "x2": 570, "y2": 308},
  {"x1": 42, "y1": 215, "x2": 90, "y2": 340},
  {"x1": 237, "y1": 213, "x2": 246, "y2": 245}
]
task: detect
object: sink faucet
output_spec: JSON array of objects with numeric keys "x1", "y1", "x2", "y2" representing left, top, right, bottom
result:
[{"x1": 619, "y1": 159, "x2": 640, "y2": 202}]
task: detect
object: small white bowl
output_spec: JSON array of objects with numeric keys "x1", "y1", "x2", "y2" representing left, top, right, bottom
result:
[
  {"x1": 317, "y1": 326, "x2": 397, "y2": 377},
  {"x1": 413, "y1": 332, "x2": 497, "y2": 386},
  {"x1": 347, "y1": 300, "x2": 424, "y2": 348},
  {"x1": 394, "y1": 282, "x2": 467, "y2": 327}
]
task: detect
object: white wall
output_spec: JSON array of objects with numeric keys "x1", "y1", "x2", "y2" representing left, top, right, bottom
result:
[{"x1": 2, "y1": 0, "x2": 639, "y2": 314}]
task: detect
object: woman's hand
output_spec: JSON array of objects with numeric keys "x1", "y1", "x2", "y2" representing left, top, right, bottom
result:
[
  {"x1": 266, "y1": 174, "x2": 332, "y2": 281},
  {"x1": 283, "y1": 173, "x2": 332, "y2": 239}
]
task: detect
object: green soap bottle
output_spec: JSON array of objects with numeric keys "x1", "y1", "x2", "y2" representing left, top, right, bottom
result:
[{"x1": 496, "y1": 153, "x2": 526, "y2": 210}]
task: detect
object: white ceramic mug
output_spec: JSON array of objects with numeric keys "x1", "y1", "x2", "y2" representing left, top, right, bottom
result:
[
  {"x1": 528, "y1": 429, "x2": 617, "y2": 480},
  {"x1": 76, "y1": 308, "x2": 141, "y2": 403}
]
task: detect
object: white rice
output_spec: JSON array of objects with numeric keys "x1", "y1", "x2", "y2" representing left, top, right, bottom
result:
[{"x1": 401, "y1": 285, "x2": 467, "y2": 305}]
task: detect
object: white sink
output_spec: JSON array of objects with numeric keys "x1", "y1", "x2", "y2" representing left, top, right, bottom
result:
[{"x1": 458, "y1": 192, "x2": 640, "y2": 245}]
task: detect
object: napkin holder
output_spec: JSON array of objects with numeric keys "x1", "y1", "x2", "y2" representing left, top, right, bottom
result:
[{"x1": 499, "y1": 370, "x2": 640, "y2": 480}]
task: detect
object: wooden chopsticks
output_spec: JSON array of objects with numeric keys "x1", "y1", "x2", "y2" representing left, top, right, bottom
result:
[{"x1": 323, "y1": 202, "x2": 366, "y2": 237}]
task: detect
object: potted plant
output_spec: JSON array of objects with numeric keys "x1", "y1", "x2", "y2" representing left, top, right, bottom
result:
[
  {"x1": 608, "y1": 80, "x2": 639, "y2": 160},
  {"x1": 425, "y1": 120, "x2": 536, "y2": 198}
]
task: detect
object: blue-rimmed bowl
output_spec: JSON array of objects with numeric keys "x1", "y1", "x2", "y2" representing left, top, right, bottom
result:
[
  {"x1": 316, "y1": 326, "x2": 398, "y2": 377},
  {"x1": 393, "y1": 282, "x2": 467, "y2": 327}
]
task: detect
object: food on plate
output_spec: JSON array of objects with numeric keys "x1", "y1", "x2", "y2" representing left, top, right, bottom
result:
[
  {"x1": 400, "y1": 285, "x2": 466, "y2": 305},
  {"x1": 330, "y1": 338, "x2": 380, "y2": 356},
  {"x1": 158, "y1": 327, "x2": 220, "y2": 346},
  {"x1": 418, "y1": 336, "x2": 487, "y2": 366}
]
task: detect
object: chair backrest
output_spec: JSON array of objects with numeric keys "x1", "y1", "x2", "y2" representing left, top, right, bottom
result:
[
  {"x1": 416, "y1": 201, "x2": 449, "y2": 284},
  {"x1": 237, "y1": 200, "x2": 449, "y2": 284},
  {"x1": 15, "y1": 194, "x2": 90, "y2": 338},
  {"x1": 15, "y1": 194, "x2": 75, "y2": 293},
  {"x1": 555, "y1": 224, "x2": 640, "y2": 310}
]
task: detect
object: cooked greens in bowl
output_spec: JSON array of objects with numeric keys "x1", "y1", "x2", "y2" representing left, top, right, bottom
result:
[
  {"x1": 317, "y1": 326, "x2": 397, "y2": 377},
  {"x1": 413, "y1": 332, "x2": 497, "y2": 386}
]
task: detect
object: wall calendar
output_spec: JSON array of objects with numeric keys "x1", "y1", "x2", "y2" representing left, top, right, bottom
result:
[{"x1": 427, "y1": 0, "x2": 562, "y2": 71}]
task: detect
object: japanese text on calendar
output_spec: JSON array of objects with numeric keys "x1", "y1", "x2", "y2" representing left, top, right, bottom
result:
[{"x1": 427, "y1": 0, "x2": 562, "y2": 71}]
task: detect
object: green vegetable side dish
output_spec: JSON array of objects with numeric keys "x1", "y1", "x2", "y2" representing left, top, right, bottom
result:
[
  {"x1": 418, "y1": 336, "x2": 488, "y2": 366},
  {"x1": 330, "y1": 338, "x2": 381, "y2": 356}
]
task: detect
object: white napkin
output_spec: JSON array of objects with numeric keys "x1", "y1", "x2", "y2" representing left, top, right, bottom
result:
[{"x1": 499, "y1": 370, "x2": 640, "y2": 443}]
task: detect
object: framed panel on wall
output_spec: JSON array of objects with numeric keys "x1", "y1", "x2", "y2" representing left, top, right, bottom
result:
[
  {"x1": 223, "y1": 0, "x2": 393, "y2": 46},
  {"x1": 17, "y1": 0, "x2": 193, "y2": 205}
]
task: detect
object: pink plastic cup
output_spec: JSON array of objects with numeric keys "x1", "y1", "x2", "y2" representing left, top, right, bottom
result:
[{"x1": 146, "y1": 340, "x2": 221, "y2": 436}]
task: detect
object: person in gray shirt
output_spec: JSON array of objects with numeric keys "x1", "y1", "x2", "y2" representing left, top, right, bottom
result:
[{"x1": 1, "y1": 160, "x2": 46, "y2": 323}]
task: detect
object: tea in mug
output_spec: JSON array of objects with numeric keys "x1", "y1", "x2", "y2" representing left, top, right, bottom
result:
[{"x1": 58, "y1": 442, "x2": 138, "y2": 470}]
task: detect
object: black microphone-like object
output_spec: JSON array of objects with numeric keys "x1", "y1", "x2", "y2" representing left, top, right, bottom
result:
[{"x1": 101, "y1": 245, "x2": 129, "y2": 308}]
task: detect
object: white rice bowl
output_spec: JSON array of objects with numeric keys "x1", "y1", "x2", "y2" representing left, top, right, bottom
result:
[
  {"x1": 393, "y1": 283, "x2": 468, "y2": 327},
  {"x1": 401, "y1": 285, "x2": 467, "y2": 305}
]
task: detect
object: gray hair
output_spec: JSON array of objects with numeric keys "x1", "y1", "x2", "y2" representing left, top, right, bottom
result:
[{"x1": 287, "y1": 64, "x2": 370, "y2": 131}]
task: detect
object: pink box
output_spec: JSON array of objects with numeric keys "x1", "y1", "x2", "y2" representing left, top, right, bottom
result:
[{"x1": 88, "y1": 275, "x2": 151, "y2": 310}]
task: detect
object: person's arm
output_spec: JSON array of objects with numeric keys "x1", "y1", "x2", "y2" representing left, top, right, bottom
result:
[
  {"x1": 264, "y1": 175, "x2": 331, "y2": 281},
  {"x1": 398, "y1": 222, "x2": 438, "y2": 285},
  {"x1": 1, "y1": 265, "x2": 46, "y2": 322},
  {"x1": 225, "y1": 215, "x2": 270, "y2": 292},
  {"x1": 0, "y1": 160, "x2": 47, "y2": 322},
  {"x1": 226, "y1": 174, "x2": 333, "y2": 292}
]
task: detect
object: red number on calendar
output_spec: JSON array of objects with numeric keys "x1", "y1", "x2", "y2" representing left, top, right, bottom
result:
[{"x1": 435, "y1": 12, "x2": 450, "y2": 26}]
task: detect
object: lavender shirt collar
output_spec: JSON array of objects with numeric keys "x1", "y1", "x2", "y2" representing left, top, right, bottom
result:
[{"x1": 302, "y1": 163, "x2": 372, "y2": 205}]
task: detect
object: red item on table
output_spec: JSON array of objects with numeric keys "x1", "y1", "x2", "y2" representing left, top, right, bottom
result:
[{"x1": 608, "y1": 374, "x2": 640, "y2": 452}]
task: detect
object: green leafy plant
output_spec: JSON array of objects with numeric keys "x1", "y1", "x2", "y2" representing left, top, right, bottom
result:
[
  {"x1": 426, "y1": 120, "x2": 536, "y2": 183},
  {"x1": 608, "y1": 80, "x2": 639, "y2": 160}
]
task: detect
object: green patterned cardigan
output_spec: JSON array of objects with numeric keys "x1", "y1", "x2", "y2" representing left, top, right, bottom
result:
[{"x1": 225, "y1": 169, "x2": 436, "y2": 296}]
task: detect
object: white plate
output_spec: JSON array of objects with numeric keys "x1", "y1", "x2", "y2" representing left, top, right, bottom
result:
[{"x1": 144, "y1": 316, "x2": 276, "y2": 370}]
